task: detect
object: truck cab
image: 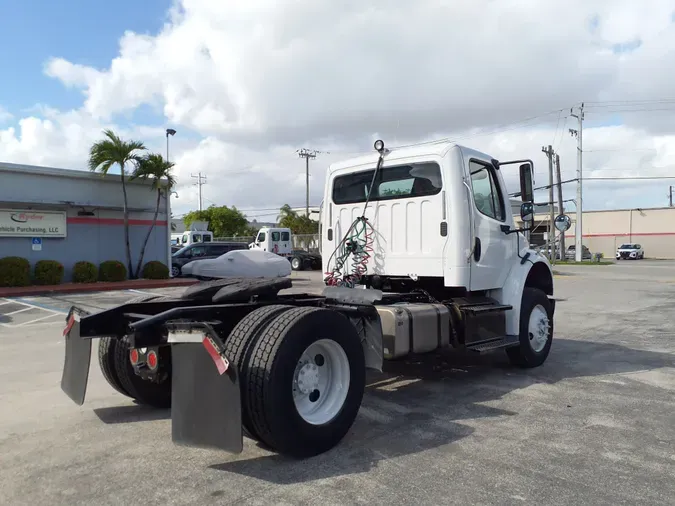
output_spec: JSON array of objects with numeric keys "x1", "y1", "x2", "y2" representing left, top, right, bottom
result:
[
  {"x1": 249, "y1": 227, "x2": 292, "y2": 256},
  {"x1": 321, "y1": 140, "x2": 552, "y2": 337}
]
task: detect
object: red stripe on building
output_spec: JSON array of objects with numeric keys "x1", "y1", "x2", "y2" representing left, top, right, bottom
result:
[
  {"x1": 67, "y1": 217, "x2": 168, "y2": 226},
  {"x1": 563, "y1": 232, "x2": 675, "y2": 238}
]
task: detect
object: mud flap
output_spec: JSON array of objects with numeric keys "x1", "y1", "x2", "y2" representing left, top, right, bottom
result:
[
  {"x1": 169, "y1": 324, "x2": 243, "y2": 454},
  {"x1": 60, "y1": 307, "x2": 92, "y2": 405}
]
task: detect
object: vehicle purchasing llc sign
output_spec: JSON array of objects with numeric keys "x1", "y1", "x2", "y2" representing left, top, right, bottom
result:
[{"x1": 0, "y1": 209, "x2": 67, "y2": 238}]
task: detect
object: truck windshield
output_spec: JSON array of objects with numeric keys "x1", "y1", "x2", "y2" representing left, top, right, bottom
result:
[{"x1": 332, "y1": 162, "x2": 442, "y2": 205}]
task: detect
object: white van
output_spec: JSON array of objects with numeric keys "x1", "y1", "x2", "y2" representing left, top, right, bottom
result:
[
  {"x1": 175, "y1": 220, "x2": 214, "y2": 247},
  {"x1": 179, "y1": 230, "x2": 214, "y2": 246},
  {"x1": 249, "y1": 227, "x2": 292, "y2": 256}
]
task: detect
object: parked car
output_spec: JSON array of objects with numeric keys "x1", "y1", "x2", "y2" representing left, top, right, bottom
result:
[
  {"x1": 616, "y1": 243, "x2": 644, "y2": 260},
  {"x1": 171, "y1": 241, "x2": 248, "y2": 277},
  {"x1": 180, "y1": 249, "x2": 292, "y2": 280},
  {"x1": 289, "y1": 249, "x2": 322, "y2": 271},
  {"x1": 565, "y1": 244, "x2": 592, "y2": 260}
]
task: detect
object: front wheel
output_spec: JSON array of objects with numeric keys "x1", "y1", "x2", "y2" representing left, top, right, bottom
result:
[
  {"x1": 244, "y1": 307, "x2": 366, "y2": 458},
  {"x1": 506, "y1": 287, "x2": 553, "y2": 368}
]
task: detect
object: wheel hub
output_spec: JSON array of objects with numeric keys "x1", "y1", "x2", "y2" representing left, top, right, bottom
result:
[
  {"x1": 528, "y1": 304, "x2": 550, "y2": 353},
  {"x1": 292, "y1": 339, "x2": 350, "y2": 425},
  {"x1": 296, "y1": 362, "x2": 320, "y2": 395}
]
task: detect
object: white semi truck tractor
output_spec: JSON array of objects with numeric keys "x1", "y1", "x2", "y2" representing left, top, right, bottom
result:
[{"x1": 60, "y1": 139, "x2": 555, "y2": 459}]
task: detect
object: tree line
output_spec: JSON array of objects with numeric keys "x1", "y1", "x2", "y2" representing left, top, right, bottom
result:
[{"x1": 181, "y1": 203, "x2": 319, "y2": 237}]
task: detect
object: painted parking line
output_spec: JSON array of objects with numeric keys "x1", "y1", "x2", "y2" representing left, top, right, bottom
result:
[{"x1": 0, "y1": 297, "x2": 67, "y2": 329}]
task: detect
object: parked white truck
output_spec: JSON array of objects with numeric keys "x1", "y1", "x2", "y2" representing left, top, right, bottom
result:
[{"x1": 60, "y1": 139, "x2": 555, "y2": 459}]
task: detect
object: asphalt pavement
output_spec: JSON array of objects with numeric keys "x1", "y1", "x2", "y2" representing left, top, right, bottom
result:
[{"x1": 0, "y1": 264, "x2": 673, "y2": 505}]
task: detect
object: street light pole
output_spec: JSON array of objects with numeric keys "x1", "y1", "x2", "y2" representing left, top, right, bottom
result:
[
  {"x1": 165, "y1": 128, "x2": 176, "y2": 275},
  {"x1": 166, "y1": 128, "x2": 176, "y2": 162}
]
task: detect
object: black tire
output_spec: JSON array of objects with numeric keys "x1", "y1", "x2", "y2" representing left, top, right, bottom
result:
[
  {"x1": 113, "y1": 336, "x2": 172, "y2": 408},
  {"x1": 222, "y1": 304, "x2": 296, "y2": 441},
  {"x1": 98, "y1": 337, "x2": 133, "y2": 398},
  {"x1": 291, "y1": 257, "x2": 303, "y2": 271},
  {"x1": 97, "y1": 294, "x2": 161, "y2": 398},
  {"x1": 171, "y1": 265, "x2": 181, "y2": 277},
  {"x1": 506, "y1": 287, "x2": 553, "y2": 368},
  {"x1": 244, "y1": 307, "x2": 366, "y2": 458}
]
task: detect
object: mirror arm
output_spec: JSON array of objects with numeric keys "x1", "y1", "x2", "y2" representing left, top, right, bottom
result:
[{"x1": 501, "y1": 224, "x2": 530, "y2": 235}]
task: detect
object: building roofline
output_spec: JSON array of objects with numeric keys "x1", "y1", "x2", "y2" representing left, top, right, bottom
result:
[
  {"x1": 582, "y1": 205, "x2": 675, "y2": 214},
  {"x1": 0, "y1": 161, "x2": 169, "y2": 186}
]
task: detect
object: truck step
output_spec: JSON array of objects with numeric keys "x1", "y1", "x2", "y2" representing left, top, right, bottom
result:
[
  {"x1": 465, "y1": 335, "x2": 519, "y2": 353},
  {"x1": 460, "y1": 303, "x2": 513, "y2": 315}
]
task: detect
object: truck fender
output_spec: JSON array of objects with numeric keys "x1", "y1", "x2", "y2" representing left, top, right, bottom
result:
[{"x1": 488, "y1": 251, "x2": 554, "y2": 336}]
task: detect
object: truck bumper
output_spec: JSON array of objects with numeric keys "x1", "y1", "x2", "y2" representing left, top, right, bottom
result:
[{"x1": 60, "y1": 307, "x2": 244, "y2": 454}]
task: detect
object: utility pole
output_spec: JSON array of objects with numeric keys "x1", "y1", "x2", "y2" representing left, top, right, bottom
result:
[
  {"x1": 570, "y1": 103, "x2": 584, "y2": 262},
  {"x1": 191, "y1": 172, "x2": 207, "y2": 211},
  {"x1": 669, "y1": 186, "x2": 673, "y2": 207},
  {"x1": 297, "y1": 148, "x2": 318, "y2": 217},
  {"x1": 555, "y1": 153, "x2": 565, "y2": 259},
  {"x1": 542, "y1": 145, "x2": 556, "y2": 263}
]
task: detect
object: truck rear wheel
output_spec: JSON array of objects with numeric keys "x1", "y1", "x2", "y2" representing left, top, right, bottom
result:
[
  {"x1": 506, "y1": 287, "x2": 553, "y2": 368},
  {"x1": 222, "y1": 304, "x2": 295, "y2": 441},
  {"x1": 113, "y1": 336, "x2": 172, "y2": 408},
  {"x1": 97, "y1": 294, "x2": 162, "y2": 399},
  {"x1": 244, "y1": 307, "x2": 366, "y2": 458}
]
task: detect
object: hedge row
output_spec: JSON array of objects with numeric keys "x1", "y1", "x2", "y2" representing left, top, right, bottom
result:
[{"x1": 0, "y1": 257, "x2": 169, "y2": 287}]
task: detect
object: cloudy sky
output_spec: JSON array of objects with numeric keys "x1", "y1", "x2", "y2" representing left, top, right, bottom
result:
[{"x1": 1, "y1": 0, "x2": 675, "y2": 221}]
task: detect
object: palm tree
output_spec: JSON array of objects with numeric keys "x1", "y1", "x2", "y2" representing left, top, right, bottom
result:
[
  {"x1": 88, "y1": 129, "x2": 146, "y2": 278},
  {"x1": 131, "y1": 153, "x2": 176, "y2": 278},
  {"x1": 277, "y1": 204, "x2": 297, "y2": 226}
]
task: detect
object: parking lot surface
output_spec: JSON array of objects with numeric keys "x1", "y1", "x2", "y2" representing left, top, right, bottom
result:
[{"x1": 1, "y1": 264, "x2": 673, "y2": 505}]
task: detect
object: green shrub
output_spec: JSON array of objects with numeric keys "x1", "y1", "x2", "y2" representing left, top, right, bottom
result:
[
  {"x1": 141, "y1": 261, "x2": 169, "y2": 280},
  {"x1": 72, "y1": 261, "x2": 98, "y2": 284},
  {"x1": 33, "y1": 260, "x2": 64, "y2": 285},
  {"x1": 99, "y1": 260, "x2": 127, "y2": 282},
  {"x1": 0, "y1": 256, "x2": 30, "y2": 287}
]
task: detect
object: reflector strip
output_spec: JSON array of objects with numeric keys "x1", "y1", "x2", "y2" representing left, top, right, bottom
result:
[
  {"x1": 62, "y1": 312, "x2": 80, "y2": 336},
  {"x1": 202, "y1": 336, "x2": 229, "y2": 375}
]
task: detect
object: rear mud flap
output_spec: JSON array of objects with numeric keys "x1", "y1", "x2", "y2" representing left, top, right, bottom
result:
[
  {"x1": 169, "y1": 325, "x2": 243, "y2": 454},
  {"x1": 60, "y1": 308, "x2": 92, "y2": 405}
]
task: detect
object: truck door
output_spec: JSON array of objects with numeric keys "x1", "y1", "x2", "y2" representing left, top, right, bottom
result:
[
  {"x1": 279, "y1": 230, "x2": 292, "y2": 255},
  {"x1": 269, "y1": 230, "x2": 281, "y2": 254},
  {"x1": 466, "y1": 158, "x2": 510, "y2": 290},
  {"x1": 254, "y1": 230, "x2": 267, "y2": 251}
]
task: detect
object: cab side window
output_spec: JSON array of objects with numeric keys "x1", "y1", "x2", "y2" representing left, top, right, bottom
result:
[
  {"x1": 469, "y1": 161, "x2": 505, "y2": 221},
  {"x1": 271, "y1": 232, "x2": 280, "y2": 241}
]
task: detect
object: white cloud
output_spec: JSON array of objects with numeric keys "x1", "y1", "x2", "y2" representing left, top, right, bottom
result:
[
  {"x1": 0, "y1": 106, "x2": 13, "y2": 124},
  {"x1": 3, "y1": 0, "x2": 675, "y2": 218}
]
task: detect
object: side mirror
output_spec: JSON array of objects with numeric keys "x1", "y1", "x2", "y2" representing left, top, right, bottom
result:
[
  {"x1": 520, "y1": 202, "x2": 535, "y2": 223},
  {"x1": 519, "y1": 163, "x2": 534, "y2": 204}
]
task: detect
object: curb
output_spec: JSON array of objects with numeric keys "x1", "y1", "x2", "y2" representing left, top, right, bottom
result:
[{"x1": 0, "y1": 278, "x2": 199, "y2": 298}]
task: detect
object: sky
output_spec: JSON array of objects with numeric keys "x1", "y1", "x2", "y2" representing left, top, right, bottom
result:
[{"x1": 1, "y1": 0, "x2": 675, "y2": 222}]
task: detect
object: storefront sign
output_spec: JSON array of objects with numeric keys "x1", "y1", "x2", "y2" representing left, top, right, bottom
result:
[{"x1": 0, "y1": 209, "x2": 67, "y2": 238}]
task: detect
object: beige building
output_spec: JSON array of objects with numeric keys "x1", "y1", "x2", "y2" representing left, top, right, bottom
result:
[{"x1": 515, "y1": 204, "x2": 675, "y2": 259}]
